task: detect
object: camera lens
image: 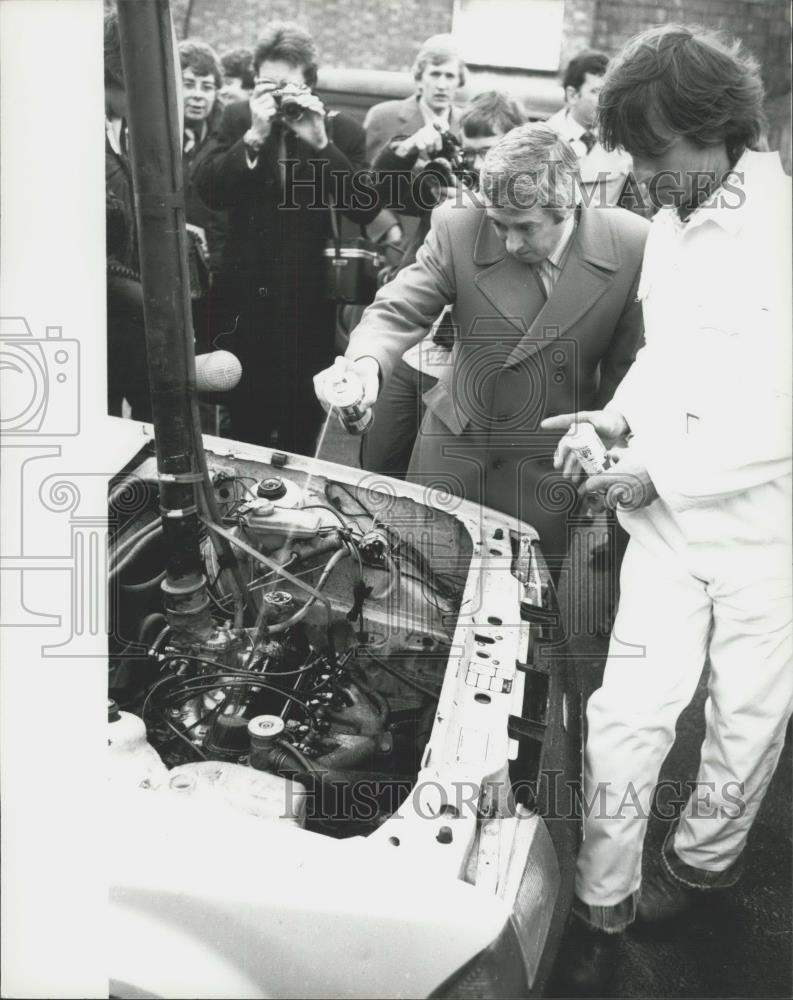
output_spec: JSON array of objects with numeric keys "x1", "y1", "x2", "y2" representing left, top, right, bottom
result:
[{"x1": 280, "y1": 99, "x2": 304, "y2": 121}]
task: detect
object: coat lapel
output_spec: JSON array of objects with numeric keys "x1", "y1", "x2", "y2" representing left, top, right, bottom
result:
[
  {"x1": 504, "y1": 207, "x2": 620, "y2": 367},
  {"x1": 472, "y1": 213, "x2": 546, "y2": 336},
  {"x1": 398, "y1": 96, "x2": 423, "y2": 132}
]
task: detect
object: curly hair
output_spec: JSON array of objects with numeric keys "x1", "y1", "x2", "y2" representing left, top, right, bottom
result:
[
  {"x1": 598, "y1": 25, "x2": 766, "y2": 161},
  {"x1": 253, "y1": 22, "x2": 319, "y2": 89},
  {"x1": 412, "y1": 34, "x2": 467, "y2": 88},
  {"x1": 460, "y1": 91, "x2": 526, "y2": 139},
  {"x1": 479, "y1": 122, "x2": 580, "y2": 219},
  {"x1": 179, "y1": 39, "x2": 222, "y2": 89}
]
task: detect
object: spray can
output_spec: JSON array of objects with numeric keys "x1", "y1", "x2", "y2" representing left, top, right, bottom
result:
[
  {"x1": 324, "y1": 358, "x2": 373, "y2": 435},
  {"x1": 562, "y1": 423, "x2": 609, "y2": 475}
]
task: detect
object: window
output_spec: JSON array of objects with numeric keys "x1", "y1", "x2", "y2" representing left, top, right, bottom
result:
[{"x1": 452, "y1": 0, "x2": 565, "y2": 72}]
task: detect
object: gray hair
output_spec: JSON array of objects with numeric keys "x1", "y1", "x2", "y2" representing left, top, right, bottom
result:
[{"x1": 479, "y1": 123, "x2": 580, "y2": 217}]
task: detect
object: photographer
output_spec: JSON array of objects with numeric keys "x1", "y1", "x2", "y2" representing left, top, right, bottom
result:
[
  {"x1": 362, "y1": 34, "x2": 467, "y2": 256},
  {"x1": 361, "y1": 91, "x2": 526, "y2": 478},
  {"x1": 196, "y1": 22, "x2": 376, "y2": 453}
]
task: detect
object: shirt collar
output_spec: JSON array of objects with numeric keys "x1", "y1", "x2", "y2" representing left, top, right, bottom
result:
[
  {"x1": 672, "y1": 149, "x2": 771, "y2": 238},
  {"x1": 546, "y1": 211, "x2": 577, "y2": 269},
  {"x1": 418, "y1": 96, "x2": 451, "y2": 128},
  {"x1": 106, "y1": 116, "x2": 124, "y2": 155},
  {"x1": 560, "y1": 109, "x2": 586, "y2": 142}
]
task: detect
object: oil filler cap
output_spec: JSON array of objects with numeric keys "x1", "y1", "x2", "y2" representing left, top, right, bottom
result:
[
  {"x1": 257, "y1": 476, "x2": 287, "y2": 500},
  {"x1": 248, "y1": 715, "x2": 286, "y2": 747}
]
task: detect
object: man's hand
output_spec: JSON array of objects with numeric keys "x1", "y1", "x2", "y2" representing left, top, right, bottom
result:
[
  {"x1": 541, "y1": 409, "x2": 630, "y2": 481},
  {"x1": 248, "y1": 85, "x2": 278, "y2": 143},
  {"x1": 314, "y1": 356, "x2": 380, "y2": 414},
  {"x1": 281, "y1": 91, "x2": 329, "y2": 149},
  {"x1": 397, "y1": 123, "x2": 444, "y2": 160},
  {"x1": 585, "y1": 447, "x2": 659, "y2": 511}
]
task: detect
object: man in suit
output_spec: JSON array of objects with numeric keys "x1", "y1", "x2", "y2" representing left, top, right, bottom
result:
[
  {"x1": 361, "y1": 91, "x2": 528, "y2": 480},
  {"x1": 315, "y1": 123, "x2": 649, "y2": 580},
  {"x1": 363, "y1": 34, "x2": 467, "y2": 251},
  {"x1": 196, "y1": 22, "x2": 376, "y2": 454},
  {"x1": 546, "y1": 51, "x2": 634, "y2": 209},
  {"x1": 364, "y1": 33, "x2": 467, "y2": 164}
]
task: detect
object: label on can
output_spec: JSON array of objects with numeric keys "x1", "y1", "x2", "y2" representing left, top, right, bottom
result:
[
  {"x1": 564, "y1": 423, "x2": 608, "y2": 475},
  {"x1": 325, "y1": 364, "x2": 372, "y2": 435}
]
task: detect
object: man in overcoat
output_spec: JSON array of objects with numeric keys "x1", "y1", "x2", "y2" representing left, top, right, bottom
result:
[
  {"x1": 316, "y1": 123, "x2": 649, "y2": 578},
  {"x1": 196, "y1": 22, "x2": 376, "y2": 454}
]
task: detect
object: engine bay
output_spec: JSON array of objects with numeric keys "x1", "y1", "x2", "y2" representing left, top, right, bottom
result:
[{"x1": 108, "y1": 437, "x2": 560, "y2": 841}]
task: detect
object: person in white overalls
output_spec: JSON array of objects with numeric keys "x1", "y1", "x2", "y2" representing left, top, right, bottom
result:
[{"x1": 543, "y1": 24, "x2": 792, "y2": 995}]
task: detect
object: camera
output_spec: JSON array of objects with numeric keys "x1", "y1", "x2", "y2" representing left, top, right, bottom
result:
[
  {"x1": 417, "y1": 130, "x2": 475, "y2": 205},
  {"x1": 424, "y1": 130, "x2": 468, "y2": 184},
  {"x1": 271, "y1": 87, "x2": 306, "y2": 123},
  {"x1": 0, "y1": 317, "x2": 80, "y2": 435}
]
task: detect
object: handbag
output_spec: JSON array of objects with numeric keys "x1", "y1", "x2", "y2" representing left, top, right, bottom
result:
[{"x1": 323, "y1": 112, "x2": 383, "y2": 304}]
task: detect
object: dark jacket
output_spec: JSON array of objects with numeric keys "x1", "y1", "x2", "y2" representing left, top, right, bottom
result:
[
  {"x1": 182, "y1": 106, "x2": 228, "y2": 274},
  {"x1": 194, "y1": 101, "x2": 377, "y2": 450},
  {"x1": 196, "y1": 101, "x2": 375, "y2": 320},
  {"x1": 363, "y1": 95, "x2": 464, "y2": 166},
  {"x1": 105, "y1": 129, "x2": 137, "y2": 271}
]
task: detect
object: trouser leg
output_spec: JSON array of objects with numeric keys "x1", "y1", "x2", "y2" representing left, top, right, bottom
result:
[
  {"x1": 664, "y1": 559, "x2": 793, "y2": 886},
  {"x1": 573, "y1": 532, "x2": 712, "y2": 931}
]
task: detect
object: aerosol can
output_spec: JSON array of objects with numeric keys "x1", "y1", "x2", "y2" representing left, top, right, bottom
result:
[
  {"x1": 563, "y1": 422, "x2": 610, "y2": 516},
  {"x1": 324, "y1": 357, "x2": 373, "y2": 435},
  {"x1": 563, "y1": 422, "x2": 609, "y2": 474}
]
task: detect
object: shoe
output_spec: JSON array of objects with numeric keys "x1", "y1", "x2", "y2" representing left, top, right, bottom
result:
[
  {"x1": 552, "y1": 916, "x2": 620, "y2": 997},
  {"x1": 635, "y1": 867, "x2": 698, "y2": 927}
]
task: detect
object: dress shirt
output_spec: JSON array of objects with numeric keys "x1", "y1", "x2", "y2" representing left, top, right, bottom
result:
[
  {"x1": 546, "y1": 107, "x2": 633, "y2": 207},
  {"x1": 106, "y1": 116, "x2": 125, "y2": 155},
  {"x1": 535, "y1": 210, "x2": 577, "y2": 297}
]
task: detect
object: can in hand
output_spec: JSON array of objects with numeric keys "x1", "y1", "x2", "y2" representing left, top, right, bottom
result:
[
  {"x1": 325, "y1": 359, "x2": 373, "y2": 435},
  {"x1": 562, "y1": 422, "x2": 609, "y2": 475}
]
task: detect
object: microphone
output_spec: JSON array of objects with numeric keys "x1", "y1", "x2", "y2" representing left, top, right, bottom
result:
[{"x1": 194, "y1": 350, "x2": 242, "y2": 392}]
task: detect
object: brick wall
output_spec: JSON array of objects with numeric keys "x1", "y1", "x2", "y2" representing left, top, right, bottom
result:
[
  {"x1": 170, "y1": 0, "x2": 789, "y2": 98},
  {"x1": 175, "y1": 0, "x2": 453, "y2": 72},
  {"x1": 590, "y1": 0, "x2": 791, "y2": 97}
]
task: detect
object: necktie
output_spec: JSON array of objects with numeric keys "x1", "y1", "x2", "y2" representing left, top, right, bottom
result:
[
  {"x1": 530, "y1": 262, "x2": 548, "y2": 301},
  {"x1": 580, "y1": 129, "x2": 597, "y2": 154}
]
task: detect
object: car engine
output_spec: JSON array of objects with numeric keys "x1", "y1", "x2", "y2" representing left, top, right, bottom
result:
[{"x1": 107, "y1": 441, "x2": 509, "y2": 837}]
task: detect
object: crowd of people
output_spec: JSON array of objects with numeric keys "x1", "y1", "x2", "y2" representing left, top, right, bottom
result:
[
  {"x1": 104, "y1": 17, "x2": 646, "y2": 444},
  {"x1": 105, "y1": 12, "x2": 791, "y2": 996}
]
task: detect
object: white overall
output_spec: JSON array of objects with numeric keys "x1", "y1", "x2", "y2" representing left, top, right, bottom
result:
[{"x1": 575, "y1": 151, "x2": 793, "y2": 919}]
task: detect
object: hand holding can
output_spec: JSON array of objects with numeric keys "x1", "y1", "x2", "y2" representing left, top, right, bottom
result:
[{"x1": 313, "y1": 356, "x2": 379, "y2": 435}]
